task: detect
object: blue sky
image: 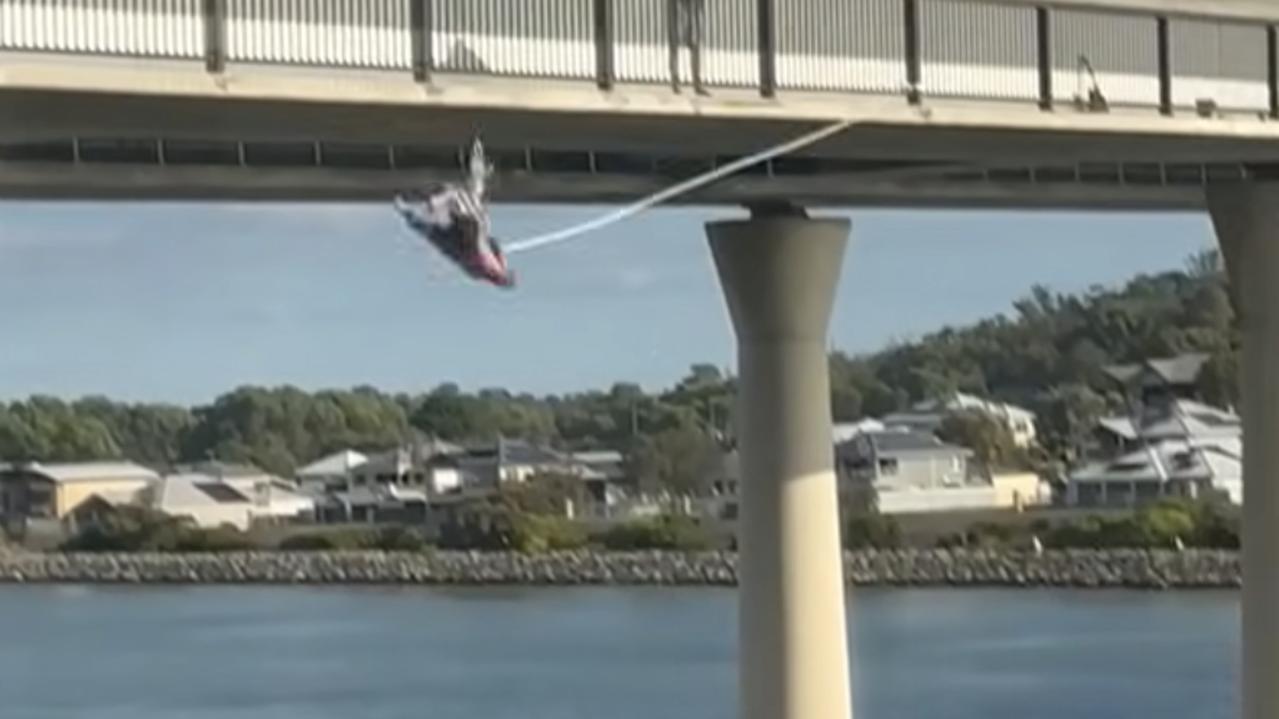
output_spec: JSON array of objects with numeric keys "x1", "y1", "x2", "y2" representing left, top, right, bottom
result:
[{"x1": 0, "y1": 201, "x2": 1215, "y2": 404}]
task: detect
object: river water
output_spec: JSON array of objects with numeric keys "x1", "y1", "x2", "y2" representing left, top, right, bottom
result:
[{"x1": 0, "y1": 586, "x2": 1237, "y2": 719}]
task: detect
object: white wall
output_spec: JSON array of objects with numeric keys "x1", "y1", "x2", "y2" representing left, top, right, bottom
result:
[
  {"x1": 876, "y1": 486, "x2": 1000, "y2": 514},
  {"x1": 161, "y1": 502, "x2": 253, "y2": 531}
]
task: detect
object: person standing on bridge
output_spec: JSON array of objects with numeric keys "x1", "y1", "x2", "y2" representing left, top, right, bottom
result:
[{"x1": 668, "y1": 0, "x2": 709, "y2": 96}]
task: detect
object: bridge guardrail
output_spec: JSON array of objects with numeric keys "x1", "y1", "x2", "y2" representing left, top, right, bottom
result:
[{"x1": 0, "y1": 0, "x2": 1276, "y2": 120}]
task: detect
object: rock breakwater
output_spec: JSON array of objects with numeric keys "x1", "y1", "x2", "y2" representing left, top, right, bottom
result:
[{"x1": 0, "y1": 549, "x2": 1241, "y2": 589}]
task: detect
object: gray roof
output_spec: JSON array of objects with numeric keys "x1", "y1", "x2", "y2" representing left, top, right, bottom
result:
[
  {"x1": 840, "y1": 430, "x2": 970, "y2": 458},
  {"x1": 500, "y1": 440, "x2": 565, "y2": 466},
  {"x1": 1105, "y1": 353, "x2": 1209, "y2": 387},
  {"x1": 1147, "y1": 353, "x2": 1210, "y2": 384},
  {"x1": 869, "y1": 431, "x2": 953, "y2": 453}
]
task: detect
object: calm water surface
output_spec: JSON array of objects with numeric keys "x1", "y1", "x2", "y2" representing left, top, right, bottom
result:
[{"x1": 0, "y1": 586, "x2": 1238, "y2": 719}]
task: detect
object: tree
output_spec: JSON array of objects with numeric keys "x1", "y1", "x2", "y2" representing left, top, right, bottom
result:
[
  {"x1": 936, "y1": 410, "x2": 1023, "y2": 472},
  {"x1": 626, "y1": 426, "x2": 722, "y2": 497},
  {"x1": 497, "y1": 472, "x2": 584, "y2": 516}
]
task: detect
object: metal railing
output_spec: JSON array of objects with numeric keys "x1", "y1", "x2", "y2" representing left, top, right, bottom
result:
[{"x1": 1, "y1": 0, "x2": 1277, "y2": 118}]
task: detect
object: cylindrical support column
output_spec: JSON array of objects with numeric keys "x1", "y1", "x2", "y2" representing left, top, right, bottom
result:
[
  {"x1": 1208, "y1": 184, "x2": 1279, "y2": 719},
  {"x1": 707, "y1": 208, "x2": 852, "y2": 719}
]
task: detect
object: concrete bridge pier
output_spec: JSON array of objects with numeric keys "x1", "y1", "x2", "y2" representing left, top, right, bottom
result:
[
  {"x1": 1208, "y1": 185, "x2": 1279, "y2": 719},
  {"x1": 707, "y1": 203, "x2": 853, "y2": 719}
]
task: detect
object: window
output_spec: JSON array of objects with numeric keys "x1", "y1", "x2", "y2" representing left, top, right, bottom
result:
[{"x1": 878, "y1": 458, "x2": 899, "y2": 476}]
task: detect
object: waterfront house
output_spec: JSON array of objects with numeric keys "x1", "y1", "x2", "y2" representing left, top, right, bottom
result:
[
  {"x1": 570, "y1": 449, "x2": 666, "y2": 521},
  {"x1": 1064, "y1": 353, "x2": 1242, "y2": 507},
  {"x1": 836, "y1": 429, "x2": 1005, "y2": 514},
  {"x1": 174, "y1": 461, "x2": 316, "y2": 523},
  {"x1": 1065, "y1": 399, "x2": 1242, "y2": 507},
  {"x1": 0, "y1": 461, "x2": 158, "y2": 524},
  {"x1": 296, "y1": 450, "x2": 368, "y2": 496},
  {"x1": 148, "y1": 473, "x2": 255, "y2": 530}
]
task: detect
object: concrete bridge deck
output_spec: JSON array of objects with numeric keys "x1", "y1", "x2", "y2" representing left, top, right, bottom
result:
[{"x1": 1, "y1": 0, "x2": 1279, "y2": 206}]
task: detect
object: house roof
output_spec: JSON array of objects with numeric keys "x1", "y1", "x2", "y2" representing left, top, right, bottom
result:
[
  {"x1": 7, "y1": 461, "x2": 159, "y2": 484},
  {"x1": 1105, "y1": 353, "x2": 1209, "y2": 387},
  {"x1": 833, "y1": 419, "x2": 884, "y2": 444},
  {"x1": 1096, "y1": 399, "x2": 1240, "y2": 442},
  {"x1": 499, "y1": 439, "x2": 566, "y2": 466},
  {"x1": 1069, "y1": 438, "x2": 1241, "y2": 484},
  {"x1": 843, "y1": 430, "x2": 970, "y2": 457},
  {"x1": 155, "y1": 473, "x2": 252, "y2": 507},
  {"x1": 296, "y1": 450, "x2": 368, "y2": 477},
  {"x1": 1146, "y1": 354, "x2": 1210, "y2": 385}
]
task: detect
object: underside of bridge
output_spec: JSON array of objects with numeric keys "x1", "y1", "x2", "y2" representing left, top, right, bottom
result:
[{"x1": 0, "y1": 64, "x2": 1275, "y2": 209}]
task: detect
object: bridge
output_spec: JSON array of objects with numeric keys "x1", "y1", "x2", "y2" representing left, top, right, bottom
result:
[
  {"x1": 5, "y1": 2, "x2": 1279, "y2": 719},
  {"x1": 3, "y1": 0, "x2": 1279, "y2": 207}
]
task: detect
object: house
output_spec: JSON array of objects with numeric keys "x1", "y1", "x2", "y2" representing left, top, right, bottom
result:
[
  {"x1": 883, "y1": 392, "x2": 1038, "y2": 447},
  {"x1": 457, "y1": 438, "x2": 577, "y2": 487},
  {"x1": 570, "y1": 450, "x2": 663, "y2": 521},
  {"x1": 296, "y1": 450, "x2": 368, "y2": 496},
  {"x1": 839, "y1": 430, "x2": 973, "y2": 491},
  {"x1": 1066, "y1": 399, "x2": 1242, "y2": 507},
  {"x1": 330, "y1": 449, "x2": 430, "y2": 524},
  {"x1": 1104, "y1": 353, "x2": 1211, "y2": 405},
  {"x1": 1067, "y1": 440, "x2": 1241, "y2": 507},
  {"x1": 174, "y1": 460, "x2": 315, "y2": 523},
  {"x1": 0, "y1": 461, "x2": 159, "y2": 523},
  {"x1": 1064, "y1": 354, "x2": 1242, "y2": 507},
  {"x1": 700, "y1": 448, "x2": 742, "y2": 521},
  {"x1": 148, "y1": 473, "x2": 256, "y2": 531},
  {"x1": 317, "y1": 438, "x2": 467, "y2": 523},
  {"x1": 836, "y1": 430, "x2": 1003, "y2": 514}
]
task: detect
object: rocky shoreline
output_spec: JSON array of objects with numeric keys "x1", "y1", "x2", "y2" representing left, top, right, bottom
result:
[{"x1": 0, "y1": 549, "x2": 1242, "y2": 589}]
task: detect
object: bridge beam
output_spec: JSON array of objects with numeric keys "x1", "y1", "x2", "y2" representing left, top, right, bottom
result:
[
  {"x1": 707, "y1": 205, "x2": 852, "y2": 719},
  {"x1": 1208, "y1": 184, "x2": 1279, "y2": 719}
]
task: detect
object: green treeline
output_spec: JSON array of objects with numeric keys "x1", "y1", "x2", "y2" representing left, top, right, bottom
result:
[{"x1": 0, "y1": 250, "x2": 1236, "y2": 477}]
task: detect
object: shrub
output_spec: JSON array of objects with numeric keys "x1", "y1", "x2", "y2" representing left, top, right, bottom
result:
[
  {"x1": 278, "y1": 526, "x2": 428, "y2": 552},
  {"x1": 278, "y1": 533, "x2": 346, "y2": 551},
  {"x1": 1044, "y1": 498, "x2": 1240, "y2": 549},
  {"x1": 175, "y1": 525, "x2": 256, "y2": 553},
  {"x1": 596, "y1": 515, "x2": 713, "y2": 551},
  {"x1": 844, "y1": 514, "x2": 901, "y2": 550},
  {"x1": 373, "y1": 526, "x2": 428, "y2": 551},
  {"x1": 510, "y1": 514, "x2": 589, "y2": 554},
  {"x1": 62, "y1": 506, "x2": 193, "y2": 552},
  {"x1": 62, "y1": 508, "x2": 257, "y2": 553}
]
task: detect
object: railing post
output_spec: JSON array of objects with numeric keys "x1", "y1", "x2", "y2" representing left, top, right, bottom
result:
[
  {"x1": 1268, "y1": 25, "x2": 1278, "y2": 120},
  {"x1": 904, "y1": 0, "x2": 921, "y2": 104},
  {"x1": 757, "y1": 0, "x2": 776, "y2": 98},
  {"x1": 411, "y1": 0, "x2": 434, "y2": 83},
  {"x1": 202, "y1": 0, "x2": 225, "y2": 73},
  {"x1": 1157, "y1": 16, "x2": 1172, "y2": 116},
  {"x1": 1036, "y1": 7, "x2": 1052, "y2": 110},
  {"x1": 594, "y1": 0, "x2": 615, "y2": 90}
]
